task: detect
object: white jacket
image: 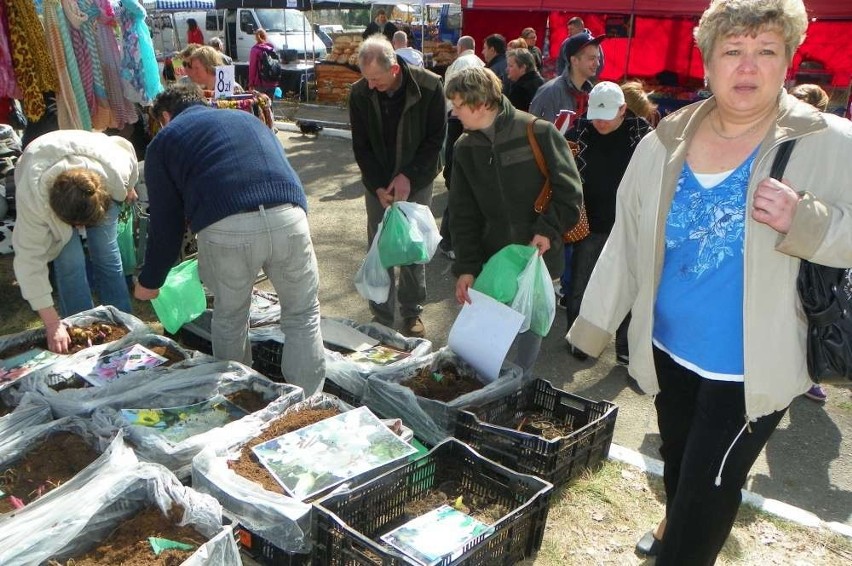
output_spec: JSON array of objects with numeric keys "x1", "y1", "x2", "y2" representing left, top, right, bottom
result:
[
  {"x1": 568, "y1": 92, "x2": 852, "y2": 420},
  {"x1": 13, "y1": 131, "x2": 138, "y2": 311}
]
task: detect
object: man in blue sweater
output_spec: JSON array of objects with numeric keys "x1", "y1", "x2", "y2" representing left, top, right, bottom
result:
[{"x1": 134, "y1": 84, "x2": 325, "y2": 395}]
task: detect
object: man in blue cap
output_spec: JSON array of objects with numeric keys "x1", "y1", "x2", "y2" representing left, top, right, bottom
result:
[{"x1": 530, "y1": 32, "x2": 605, "y2": 124}]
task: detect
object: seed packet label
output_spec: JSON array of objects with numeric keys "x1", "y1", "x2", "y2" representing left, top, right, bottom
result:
[
  {"x1": 73, "y1": 343, "x2": 169, "y2": 387},
  {"x1": 251, "y1": 405, "x2": 416, "y2": 500},
  {"x1": 0, "y1": 349, "x2": 63, "y2": 390},
  {"x1": 380, "y1": 505, "x2": 494, "y2": 565},
  {"x1": 121, "y1": 396, "x2": 248, "y2": 443},
  {"x1": 345, "y1": 345, "x2": 410, "y2": 366}
]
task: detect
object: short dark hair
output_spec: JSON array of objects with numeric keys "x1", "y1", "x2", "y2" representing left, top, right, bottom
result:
[
  {"x1": 152, "y1": 84, "x2": 205, "y2": 122},
  {"x1": 49, "y1": 169, "x2": 112, "y2": 227},
  {"x1": 484, "y1": 34, "x2": 507, "y2": 55}
]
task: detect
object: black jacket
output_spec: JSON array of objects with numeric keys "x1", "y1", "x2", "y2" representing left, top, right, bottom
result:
[
  {"x1": 349, "y1": 59, "x2": 446, "y2": 194},
  {"x1": 507, "y1": 70, "x2": 544, "y2": 112}
]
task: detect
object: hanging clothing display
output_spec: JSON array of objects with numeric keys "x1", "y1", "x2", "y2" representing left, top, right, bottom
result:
[
  {"x1": 43, "y1": 0, "x2": 91, "y2": 130},
  {"x1": 92, "y1": 0, "x2": 138, "y2": 129},
  {"x1": 0, "y1": 0, "x2": 22, "y2": 100},
  {"x1": 5, "y1": 0, "x2": 59, "y2": 121},
  {"x1": 118, "y1": 0, "x2": 162, "y2": 105}
]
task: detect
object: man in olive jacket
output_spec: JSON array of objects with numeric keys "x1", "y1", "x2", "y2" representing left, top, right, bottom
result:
[
  {"x1": 349, "y1": 35, "x2": 446, "y2": 338},
  {"x1": 446, "y1": 66, "x2": 582, "y2": 374}
]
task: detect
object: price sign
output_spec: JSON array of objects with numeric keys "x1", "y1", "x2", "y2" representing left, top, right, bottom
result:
[{"x1": 213, "y1": 65, "x2": 235, "y2": 99}]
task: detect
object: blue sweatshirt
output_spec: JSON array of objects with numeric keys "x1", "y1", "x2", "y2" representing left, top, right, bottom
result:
[{"x1": 139, "y1": 104, "x2": 307, "y2": 288}]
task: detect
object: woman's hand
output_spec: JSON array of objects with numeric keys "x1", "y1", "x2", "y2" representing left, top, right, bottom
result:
[
  {"x1": 134, "y1": 282, "x2": 160, "y2": 300},
  {"x1": 456, "y1": 274, "x2": 475, "y2": 304},
  {"x1": 530, "y1": 234, "x2": 550, "y2": 255},
  {"x1": 124, "y1": 187, "x2": 138, "y2": 203},
  {"x1": 37, "y1": 307, "x2": 70, "y2": 354},
  {"x1": 752, "y1": 177, "x2": 801, "y2": 234}
]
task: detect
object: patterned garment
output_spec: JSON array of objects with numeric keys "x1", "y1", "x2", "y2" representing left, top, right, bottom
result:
[
  {"x1": 118, "y1": 0, "x2": 162, "y2": 104},
  {"x1": 93, "y1": 0, "x2": 138, "y2": 129},
  {"x1": 43, "y1": 0, "x2": 91, "y2": 130},
  {"x1": 0, "y1": 1, "x2": 22, "y2": 100},
  {"x1": 5, "y1": 0, "x2": 59, "y2": 120}
]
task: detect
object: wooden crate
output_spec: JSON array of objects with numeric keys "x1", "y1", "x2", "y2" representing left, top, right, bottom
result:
[{"x1": 316, "y1": 63, "x2": 361, "y2": 105}]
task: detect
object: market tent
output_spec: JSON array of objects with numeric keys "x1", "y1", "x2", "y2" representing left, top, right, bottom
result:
[
  {"x1": 461, "y1": 1, "x2": 852, "y2": 87},
  {"x1": 144, "y1": 0, "x2": 215, "y2": 9}
]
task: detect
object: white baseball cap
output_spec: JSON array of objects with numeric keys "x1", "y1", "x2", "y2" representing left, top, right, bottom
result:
[{"x1": 587, "y1": 81, "x2": 625, "y2": 120}]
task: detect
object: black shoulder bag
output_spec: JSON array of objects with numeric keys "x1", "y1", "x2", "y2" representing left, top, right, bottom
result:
[{"x1": 772, "y1": 140, "x2": 852, "y2": 383}]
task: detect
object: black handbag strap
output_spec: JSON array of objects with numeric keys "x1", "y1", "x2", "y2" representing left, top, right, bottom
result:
[{"x1": 769, "y1": 139, "x2": 796, "y2": 180}]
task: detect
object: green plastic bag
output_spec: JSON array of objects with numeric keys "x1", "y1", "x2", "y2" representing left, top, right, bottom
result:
[
  {"x1": 116, "y1": 206, "x2": 136, "y2": 275},
  {"x1": 472, "y1": 244, "x2": 537, "y2": 303},
  {"x1": 151, "y1": 258, "x2": 206, "y2": 334},
  {"x1": 378, "y1": 203, "x2": 429, "y2": 268}
]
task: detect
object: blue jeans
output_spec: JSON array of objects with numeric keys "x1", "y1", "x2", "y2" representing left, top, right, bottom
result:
[
  {"x1": 197, "y1": 204, "x2": 325, "y2": 396},
  {"x1": 52, "y1": 201, "x2": 131, "y2": 317}
]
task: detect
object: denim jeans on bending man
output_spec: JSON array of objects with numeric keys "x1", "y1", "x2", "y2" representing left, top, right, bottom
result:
[
  {"x1": 52, "y1": 201, "x2": 131, "y2": 317},
  {"x1": 197, "y1": 203, "x2": 325, "y2": 396}
]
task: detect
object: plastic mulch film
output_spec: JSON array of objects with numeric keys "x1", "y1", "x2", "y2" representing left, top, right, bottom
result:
[
  {"x1": 0, "y1": 393, "x2": 52, "y2": 454},
  {"x1": 190, "y1": 393, "x2": 361, "y2": 554},
  {"x1": 88, "y1": 360, "x2": 304, "y2": 479},
  {"x1": 0, "y1": 420, "x2": 137, "y2": 517},
  {"x1": 0, "y1": 461, "x2": 239, "y2": 566},
  {"x1": 361, "y1": 347, "x2": 530, "y2": 447},
  {"x1": 323, "y1": 317, "x2": 433, "y2": 403},
  {"x1": 30, "y1": 333, "x2": 213, "y2": 410},
  {"x1": 0, "y1": 305, "x2": 153, "y2": 404}
]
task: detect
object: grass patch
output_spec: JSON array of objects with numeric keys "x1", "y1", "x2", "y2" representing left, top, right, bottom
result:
[{"x1": 519, "y1": 459, "x2": 852, "y2": 565}]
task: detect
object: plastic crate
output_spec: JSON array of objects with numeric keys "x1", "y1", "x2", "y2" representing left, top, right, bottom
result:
[
  {"x1": 236, "y1": 525, "x2": 309, "y2": 566},
  {"x1": 312, "y1": 438, "x2": 553, "y2": 565},
  {"x1": 322, "y1": 377, "x2": 360, "y2": 407},
  {"x1": 252, "y1": 340, "x2": 286, "y2": 380},
  {"x1": 454, "y1": 378, "x2": 617, "y2": 488}
]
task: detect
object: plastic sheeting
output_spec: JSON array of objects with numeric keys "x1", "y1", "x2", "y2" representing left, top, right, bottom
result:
[
  {"x1": 0, "y1": 394, "x2": 52, "y2": 455},
  {"x1": 0, "y1": 425, "x2": 136, "y2": 517},
  {"x1": 324, "y1": 317, "x2": 433, "y2": 403},
  {"x1": 0, "y1": 305, "x2": 152, "y2": 404},
  {"x1": 190, "y1": 393, "x2": 355, "y2": 555},
  {"x1": 0, "y1": 461, "x2": 238, "y2": 566},
  {"x1": 361, "y1": 347, "x2": 529, "y2": 446},
  {"x1": 87, "y1": 360, "x2": 304, "y2": 478}
]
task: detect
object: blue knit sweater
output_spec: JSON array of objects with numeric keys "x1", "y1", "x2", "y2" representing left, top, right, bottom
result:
[{"x1": 139, "y1": 105, "x2": 307, "y2": 288}]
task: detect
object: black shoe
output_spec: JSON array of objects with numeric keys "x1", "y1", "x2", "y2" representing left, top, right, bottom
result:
[
  {"x1": 616, "y1": 353, "x2": 629, "y2": 366},
  {"x1": 635, "y1": 530, "x2": 662, "y2": 557}
]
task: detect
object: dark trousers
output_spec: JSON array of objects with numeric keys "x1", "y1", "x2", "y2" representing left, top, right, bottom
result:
[
  {"x1": 652, "y1": 347, "x2": 787, "y2": 566},
  {"x1": 440, "y1": 116, "x2": 464, "y2": 250},
  {"x1": 566, "y1": 233, "x2": 629, "y2": 356}
]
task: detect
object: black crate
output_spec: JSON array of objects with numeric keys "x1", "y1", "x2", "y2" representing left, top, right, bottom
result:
[
  {"x1": 322, "y1": 377, "x2": 360, "y2": 407},
  {"x1": 252, "y1": 340, "x2": 286, "y2": 379},
  {"x1": 312, "y1": 438, "x2": 553, "y2": 566},
  {"x1": 454, "y1": 378, "x2": 617, "y2": 487},
  {"x1": 236, "y1": 525, "x2": 309, "y2": 566}
]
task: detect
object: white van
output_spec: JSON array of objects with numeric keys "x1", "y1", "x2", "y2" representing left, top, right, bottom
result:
[{"x1": 148, "y1": 8, "x2": 327, "y2": 62}]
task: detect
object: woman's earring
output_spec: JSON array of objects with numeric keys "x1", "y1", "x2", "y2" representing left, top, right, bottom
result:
[{"x1": 703, "y1": 76, "x2": 710, "y2": 89}]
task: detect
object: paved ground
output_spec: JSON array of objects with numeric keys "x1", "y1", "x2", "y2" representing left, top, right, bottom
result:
[{"x1": 278, "y1": 105, "x2": 852, "y2": 529}]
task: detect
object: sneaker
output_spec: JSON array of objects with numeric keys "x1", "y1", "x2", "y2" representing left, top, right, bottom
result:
[
  {"x1": 557, "y1": 295, "x2": 568, "y2": 310},
  {"x1": 635, "y1": 529, "x2": 662, "y2": 557},
  {"x1": 804, "y1": 384, "x2": 827, "y2": 402},
  {"x1": 616, "y1": 353, "x2": 629, "y2": 366},
  {"x1": 439, "y1": 246, "x2": 456, "y2": 260},
  {"x1": 402, "y1": 316, "x2": 425, "y2": 338}
]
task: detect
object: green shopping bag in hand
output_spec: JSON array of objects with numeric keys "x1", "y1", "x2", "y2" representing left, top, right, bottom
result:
[
  {"x1": 472, "y1": 244, "x2": 537, "y2": 303},
  {"x1": 151, "y1": 258, "x2": 206, "y2": 334},
  {"x1": 116, "y1": 206, "x2": 136, "y2": 275},
  {"x1": 378, "y1": 203, "x2": 429, "y2": 268}
]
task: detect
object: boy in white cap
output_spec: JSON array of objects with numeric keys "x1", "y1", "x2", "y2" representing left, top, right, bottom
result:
[{"x1": 564, "y1": 81, "x2": 653, "y2": 365}]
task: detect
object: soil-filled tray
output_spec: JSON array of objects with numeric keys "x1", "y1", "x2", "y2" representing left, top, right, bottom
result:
[
  {"x1": 225, "y1": 389, "x2": 271, "y2": 415},
  {"x1": 400, "y1": 364, "x2": 484, "y2": 402},
  {"x1": 0, "y1": 432, "x2": 99, "y2": 514},
  {"x1": 48, "y1": 505, "x2": 207, "y2": 565},
  {"x1": 230, "y1": 407, "x2": 340, "y2": 494},
  {"x1": 1, "y1": 323, "x2": 129, "y2": 361}
]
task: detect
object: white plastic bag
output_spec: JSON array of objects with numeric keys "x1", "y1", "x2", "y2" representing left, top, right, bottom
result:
[
  {"x1": 354, "y1": 215, "x2": 391, "y2": 303},
  {"x1": 395, "y1": 201, "x2": 441, "y2": 261},
  {"x1": 510, "y1": 253, "x2": 556, "y2": 337}
]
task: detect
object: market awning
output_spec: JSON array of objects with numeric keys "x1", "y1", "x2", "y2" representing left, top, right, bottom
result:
[{"x1": 143, "y1": 0, "x2": 216, "y2": 10}]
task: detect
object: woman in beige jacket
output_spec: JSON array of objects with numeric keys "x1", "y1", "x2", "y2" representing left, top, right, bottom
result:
[
  {"x1": 568, "y1": 0, "x2": 852, "y2": 563},
  {"x1": 13, "y1": 130, "x2": 138, "y2": 353}
]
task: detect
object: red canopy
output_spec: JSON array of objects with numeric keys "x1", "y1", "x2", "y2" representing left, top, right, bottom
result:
[
  {"x1": 461, "y1": 0, "x2": 852, "y2": 19},
  {"x1": 461, "y1": 2, "x2": 852, "y2": 87}
]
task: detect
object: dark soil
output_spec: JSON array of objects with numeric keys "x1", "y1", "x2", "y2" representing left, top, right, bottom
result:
[
  {"x1": 0, "y1": 323, "x2": 128, "y2": 359},
  {"x1": 49, "y1": 505, "x2": 207, "y2": 565},
  {"x1": 230, "y1": 407, "x2": 340, "y2": 494},
  {"x1": 147, "y1": 344, "x2": 186, "y2": 367},
  {"x1": 401, "y1": 365, "x2": 484, "y2": 402},
  {"x1": 0, "y1": 398, "x2": 11, "y2": 417},
  {"x1": 511, "y1": 411, "x2": 575, "y2": 440},
  {"x1": 226, "y1": 389, "x2": 270, "y2": 414},
  {"x1": 402, "y1": 479, "x2": 509, "y2": 525},
  {"x1": 0, "y1": 432, "x2": 100, "y2": 514}
]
